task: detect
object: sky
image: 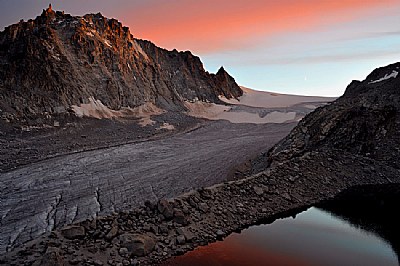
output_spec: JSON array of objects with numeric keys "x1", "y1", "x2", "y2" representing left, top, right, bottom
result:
[{"x1": 1, "y1": 0, "x2": 400, "y2": 96}]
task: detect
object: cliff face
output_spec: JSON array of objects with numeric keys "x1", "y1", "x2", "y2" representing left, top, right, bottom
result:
[
  {"x1": 264, "y1": 62, "x2": 400, "y2": 169},
  {"x1": 0, "y1": 6, "x2": 242, "y2": 123}
]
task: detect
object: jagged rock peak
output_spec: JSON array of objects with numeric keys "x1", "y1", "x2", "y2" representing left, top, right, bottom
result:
[
  {"x1": 215, "y1": 66, "x2": 241, "y2": 99},
  {"x1": 0, "y1": 6, "x2": 242, "y2": 124},
  {"x1": 217, "y1": 66, "x2": 226, "y2": 73},
  {"x1": 41, "y1": 3, "x2": 55, "y2": 17},
  {"x1": 46, "y1": 3, "x2": 53, "y2": 13}
]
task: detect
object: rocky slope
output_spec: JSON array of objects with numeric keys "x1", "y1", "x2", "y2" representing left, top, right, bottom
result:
[
  {"x1": 0, "y1": 5, "x2": 242, "y2": 124},
  {"x1": 251, "y1": 62, "x2": 400, "y2": 172}
]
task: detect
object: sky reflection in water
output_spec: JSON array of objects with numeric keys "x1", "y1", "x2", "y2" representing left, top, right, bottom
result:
[{"x1": 165, "y1": 207, "x2": 397, "y2": 266}]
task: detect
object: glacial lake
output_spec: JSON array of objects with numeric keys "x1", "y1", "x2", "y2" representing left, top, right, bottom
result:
[{"x1": 165, "y1": 207, "x2": 398, "y2": 266}]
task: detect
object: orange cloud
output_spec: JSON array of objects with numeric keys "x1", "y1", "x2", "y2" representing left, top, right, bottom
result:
[{"x1": 120, "y1": 0, "x2": 398, "y2": 53}]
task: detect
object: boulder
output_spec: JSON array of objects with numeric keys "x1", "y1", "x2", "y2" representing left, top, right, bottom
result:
[
  {"x1": 253, "y1": 186, "x2": 264, "y2": 196},
  {"x1": 119, "y1": 233, "x2": 156, "y2": 257},
  {"x1": 176, "y1": 228, "x2": 195, "y2": 242},
  {"x1": 173, "y1": 209, "x2": 186, "y2": 224},
  {"x1": 176, "y1": 235, "x2": 185, "y2": 245},
  {"x1": 157, "y1": 199, "x2": 174, "y2": 219},
  {"x1": 216, "y1": 229, "x2": 225, "y2": 240},
  {"x1": 61, "y1": 225, "x2": 85, "y2": 239},
  {"x1": 198, "y1": 203, "x2": 209, "y2": 213},
  {"x1": 105, "y1": 224, "x2": 119, "y2": 240},
  {"x1": 40, "y1": 247, "x2": 64, "y2": 266}
]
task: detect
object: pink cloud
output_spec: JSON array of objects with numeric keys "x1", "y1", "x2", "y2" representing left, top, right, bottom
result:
[{"x1": 119, "y1": 0, "x2": 398, "y2": 53}]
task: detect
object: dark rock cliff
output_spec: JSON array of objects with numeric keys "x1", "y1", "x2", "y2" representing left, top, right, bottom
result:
[
  {"x1": 0, "y1": 5, "x2": 242, "y2": 123},
  {"x1": 255, "y1": 62, "x2": 400, "y2": 171}
]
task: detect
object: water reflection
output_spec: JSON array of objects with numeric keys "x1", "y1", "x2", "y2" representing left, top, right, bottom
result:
[
  {"x1": 165, "y1": 185, "x2": 399, "y2": 266},
  {"x1": 319, "y1": 184, "x2": 400, "y2": 265}
]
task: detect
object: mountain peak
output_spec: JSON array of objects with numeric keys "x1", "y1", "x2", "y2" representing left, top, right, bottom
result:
[
  {"x1": 214, "y1": 66, "x2": 242, "y2": 99},
  {"x1": 217, "y1": 66, "x2": 226, "y2": 73},
  {"x1": 41, "y1": 3, "x2": 55, "y2": 17},
  {"x1": 0, "y1": 8, "x2": 242, "y2": 124}
]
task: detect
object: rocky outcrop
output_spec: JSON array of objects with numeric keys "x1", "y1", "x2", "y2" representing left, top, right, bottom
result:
[
  {"x1": 0, "y1": 5, "x2": 242, "y2": 124},
  {"x1": 251, "y1": 62, "x2": 400, "y2": 171}
]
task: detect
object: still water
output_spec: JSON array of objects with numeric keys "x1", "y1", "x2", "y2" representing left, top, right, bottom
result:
[{"x1": 165, "y1": 207, "x2": 398, "y2": 266}]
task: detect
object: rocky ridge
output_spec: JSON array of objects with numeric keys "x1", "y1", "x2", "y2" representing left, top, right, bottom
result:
[
  {"x1": 257, "y1": 62, "x2": 400, "y2": 170},
  {"x1": 0, "y1": 5, "x2": 242, "y2": 124},
  {"x1": 1, "y1": 64, "x2": 400, "y2": 265}
]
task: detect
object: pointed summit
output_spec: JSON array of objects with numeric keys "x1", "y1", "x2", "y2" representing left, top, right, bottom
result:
[
  {"x1": 42, "y1": 3, "x2": 55, "y2": 17},
  {"x1": 215, "y1": 66, "x2": 242, "y2": 99},
  {"x1": 217, "y1": 66, "x2": 226, "y2": 75}
]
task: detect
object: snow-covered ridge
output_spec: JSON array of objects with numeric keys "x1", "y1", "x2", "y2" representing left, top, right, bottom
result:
[{"x1": 369, "y1": 70, "x2": 398, "y2": 84}]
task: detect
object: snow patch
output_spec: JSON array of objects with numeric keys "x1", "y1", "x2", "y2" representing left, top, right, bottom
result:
[
  {"x1": 219, "y1": 86, "x2": 335, "y2": 108},
  {"x1": 184, "y1": 101, "x2": 296, "y2": 124},
  {"x1": 369, "y1": 70, "x2": 398, "y2": 84},
  {"x1": 72, "y1": 97, "x2": 115, "y2": 119},
  {"x1": 104, "y1": 39, "x2": 112, "y2": 48},
  {"x1": 52, "y1": 54, "x2": 61, "y2": 61},
  {"x1": 71, "y1": 97, "x2": 164, "y2": 126},
  {"x1": 131, "y1": 40, "x2": 149, "y2": 61},
  {"x1": 157, "y1": 123, "x2": 175, "y2": 131},
  {"x1": 304, "y1": 104, "x2": 317, "y2": 110}
]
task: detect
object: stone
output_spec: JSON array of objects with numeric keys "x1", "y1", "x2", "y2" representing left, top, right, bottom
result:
[
  {"x1": 105, "y1": 224, "x2": 119, "y2": 240},
  {"x1": 119, "y1": 233, "x2": 156, "y2": 257},
  {"x1": 159, "y1": 224, "x2": 169, "y2": 234},
  {"x1": 173, "y1": 209, "x2": 186, "y2": 224},
  {"x1": 144, "y1": 200, "x2": 156, "y2": 211},
  {"x1": 94, "y1": 259, "x2": 104, "y2": 266},
  {"x1": 282, "y1": 192, "x2": 292, "y2": 201},
  {"x1": 289, "y1": 175, "x2": 298, "y2": 182},
  {"x1": 69, "y1": 258, "x2": 81, "y2": 265},
  {"x1": 158, "y1": 199, "x2": 174, "y2": 219},
  {"x1": 81, "y1": 219, "x2": 97, "y2": 230},
  {"x1": 175, "y1": 248, "x2": 185, "y2": 255},
  {"x1": 119, "y1": 247, "x2": 129, "y2": 257},
  {"x1": 253, "y1": 186, "x2": 263, "y2": 195},
  {"x1": 151, "y1": 225, "x2": 159, "y2": 234},
  {"x1": 176, "y1": 235, "x2": 185, "y2": 245},
  {"x1": 176, "y1": 228, "x2": 195, "y2": 242},
  {"x1": 216, "y1": 229, "x2": 225, "y2": 239},
  {"x1": 61, "y1": 225, "x2": 85, "y2": 240},
  {"x1": 41, "y1": 247, "x2": 64, "y2": 266},
  {"x1": 198, "y1": 203, "x2": 209, "y2": 213}
]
